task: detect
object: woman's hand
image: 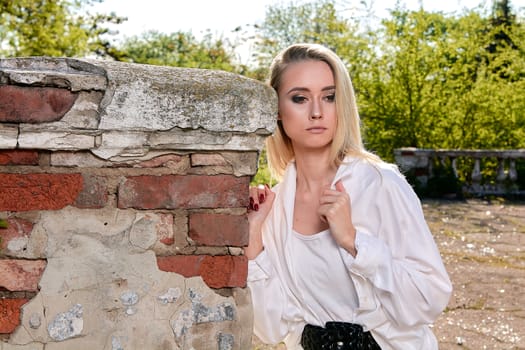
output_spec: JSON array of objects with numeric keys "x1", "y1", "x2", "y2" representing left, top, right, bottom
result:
[
  {"x1": 245, "y1": 184, "x2": 275, "y2": 259},
  {"x1": 318, "y1": 180, "x2": 357, "y2": 257}
]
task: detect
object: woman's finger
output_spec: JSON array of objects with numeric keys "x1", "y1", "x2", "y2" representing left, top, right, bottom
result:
[
  {"x1": 335, "y1": 180, "x2": 346, "y2": 193},
  {"x1": 249, "y1": 184, "x2": 272, "y2": 211}
]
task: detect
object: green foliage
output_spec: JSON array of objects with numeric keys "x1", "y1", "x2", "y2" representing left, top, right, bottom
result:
[
  {"x1": 250, "y1": 148, "x2": 277, "y2": 187},
  {"x1": 372, "y1": 11, "x2": 455, "y2": 154},
  {"x1": 252, "y1": 0, "x2": 364, "y2": 79},
  {"x1": 0, "y1": 0, "x2": 126, "y2": 58},
  {"x1": 358, "y1": 2, "x2": 525, "y2": 161},
  {"x1": 116, "y1": 30, "x2": 241, "y2": 73},
  {"x1": 0, "y1": 219, "x2": 7, "y2": 229}
]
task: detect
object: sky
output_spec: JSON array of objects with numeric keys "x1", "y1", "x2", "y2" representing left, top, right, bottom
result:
[{"x1": 90, "y1": 0, "x2": 525, "y2": 63}]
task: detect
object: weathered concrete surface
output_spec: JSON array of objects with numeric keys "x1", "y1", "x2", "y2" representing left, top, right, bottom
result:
[
  {"x1": 2, "y1": 207, "x2": 252, "y2": 350},
  {"x1": 252, "y1": 199, "x2": 525, "y2": 350},
  {"x1": 0, "y1": 57, "x2": 277, "y2": 157},
  {"x1": 91, "y1": 60, "x2": 276, "y2": 133}
]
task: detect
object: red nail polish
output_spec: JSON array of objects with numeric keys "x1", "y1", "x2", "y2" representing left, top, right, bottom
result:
[
  {"x1": 259, "y1": 194, "x2": 265, "y2": 202},
  {"x1": 254, "y1": 204, "x2": 259, "y2": 211}
]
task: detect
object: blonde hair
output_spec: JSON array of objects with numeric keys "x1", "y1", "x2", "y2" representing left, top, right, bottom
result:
[{"x1": 266, "y1": 43, "x2": 379, "y2": 180}]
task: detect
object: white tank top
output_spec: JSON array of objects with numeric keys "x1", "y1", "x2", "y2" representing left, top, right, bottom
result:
[{"x1": 289, "y1": 229, "x2": 360, "y2": 326}]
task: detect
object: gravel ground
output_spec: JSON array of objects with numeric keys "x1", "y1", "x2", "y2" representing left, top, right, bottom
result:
[{"x1": 252, "y1": 199, "x2": 525, "y2": 350}]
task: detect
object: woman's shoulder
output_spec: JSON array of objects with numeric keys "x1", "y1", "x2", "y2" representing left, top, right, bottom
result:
[
  {"x1": 342, "y1": 155, "x2": 397, "y2": 175},
  {"x1": 343, "y1": 156, "x2": 408, "y2": 188}
]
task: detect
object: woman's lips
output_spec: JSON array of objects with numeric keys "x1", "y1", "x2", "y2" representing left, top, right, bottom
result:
[{"x1": 306, "y1": 127, "x2": 326, "y2": 134}]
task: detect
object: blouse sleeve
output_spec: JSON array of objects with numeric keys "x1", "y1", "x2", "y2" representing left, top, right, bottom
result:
[
  {"x1": 341, "y1": 165, "x2": 452, "y2": 327},
  {"x1": 247, "y1": 250, "x2": 291, "y2": 345}
]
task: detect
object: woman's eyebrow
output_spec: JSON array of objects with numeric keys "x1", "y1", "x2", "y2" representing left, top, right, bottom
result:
[
  {"x1": 286, "y1": 85, "x2": 336, "y2": 94},
  {"x1": 286, "y1": 87, "x2": 309, "y2": 94}
]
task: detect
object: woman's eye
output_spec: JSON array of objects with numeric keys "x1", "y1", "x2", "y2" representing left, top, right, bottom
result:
[
  {"x1": 292, "y1": 95, "x2": 307, "y2": 103},
  {"x1": 325, "y1": 94, "x2": 335, "y2": 102}
]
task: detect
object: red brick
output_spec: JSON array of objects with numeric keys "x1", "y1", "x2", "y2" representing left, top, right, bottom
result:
[
  {"x1": 157, "y1": 255, "x2": 247, "y2": 288},
  {"x1": 118, "y1": 175, "x2": 249, "y2": 209},
  {"x1": 0, "y1": 298, "x2": 29, "y2": 334},
  {"x1": 0, "y1": 218, "x2": 34, "y2": 252},
  {"x1": 158, "y1": 255, "x2": 202, "y2": 278},
  {"x1": 189, "y1": 213, "x2": 248, "y2": 246},
  {"x1": 74, "y1": 174, "x2": 107, "y2": 208},
  {"x1": 200, "y1": 255, "x2": 247, "y2": 288},
  {"x1": 0, "y1": 150, "x2": 39, "y2": 165},
  {"x1": 0, "y1": 259, "x2": 46, "y2": 291},
  {"x1": 0, "y1": 173, "x2": 83, "y2": 211},
  {"x1": 0, "y1": 85, "x2": 78, "y2": 123}
]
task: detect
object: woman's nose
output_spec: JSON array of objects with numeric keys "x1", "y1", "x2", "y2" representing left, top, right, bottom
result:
[
  {"x1": 310, "y1": 111, "x2": 322, "y2": 120},
  {"x1": 310, "y1": 104, "x2": 322, "y2": 120}
]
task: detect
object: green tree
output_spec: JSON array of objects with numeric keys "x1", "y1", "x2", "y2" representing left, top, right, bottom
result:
[
  {"x1": 437, "y1": 9, "x2": 525, "y2": 150},
  {"x1": 352, "y1": 9, "x2": 451, "y2": 159},
  {"x1": 116, "y1": 30, "x2": 241, "y2": 72},
  {"x1": 253, "y1": 0, "x2": 367, "y2": 79},
  {"x1": 359, "y1": 5, "x2": 525, "y2": 160},
  {"x1": 0, "y1": 0, "x2": 125, "y2": 58}
]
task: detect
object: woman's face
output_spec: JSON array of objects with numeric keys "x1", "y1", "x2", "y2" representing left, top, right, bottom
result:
[{"x1": 277, "y1": 59, "x2": 337, "y2": 154}]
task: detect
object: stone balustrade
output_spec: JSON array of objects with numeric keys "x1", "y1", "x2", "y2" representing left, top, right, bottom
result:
[{"x1": 394, "y1": 148, "x2": 525, "y2": 197}]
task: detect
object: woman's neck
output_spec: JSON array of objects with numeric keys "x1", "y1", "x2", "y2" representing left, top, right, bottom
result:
[{"x1": 294, "y1": 150, "x2": 337, "y2": 193}]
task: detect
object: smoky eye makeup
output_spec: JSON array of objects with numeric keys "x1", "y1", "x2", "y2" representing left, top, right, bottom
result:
[{"x1": 291, "y1": 95, "x2": 307, "y2": 103}]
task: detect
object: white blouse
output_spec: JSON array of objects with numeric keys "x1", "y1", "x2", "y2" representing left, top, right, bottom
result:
[{"x1": 247, "y1": 157, "x2": 452, "y2": 350}]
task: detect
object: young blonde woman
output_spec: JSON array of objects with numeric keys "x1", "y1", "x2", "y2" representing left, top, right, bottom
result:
[{"x1": 246, "y1": 43, "x2": 452, "y2": 350}]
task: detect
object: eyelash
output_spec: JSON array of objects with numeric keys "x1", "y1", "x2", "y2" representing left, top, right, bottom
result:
[
  {"x1": 292, "y1": 96, "x2": 307, "y2": 103},
  {"x1": 291, "y1": 94, "x2": 335, "y2": 103}
]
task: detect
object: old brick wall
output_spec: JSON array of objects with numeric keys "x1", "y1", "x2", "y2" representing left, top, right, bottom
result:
[{"x1": 0, "y1": 57, "x2": 276, "y2": 349}]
